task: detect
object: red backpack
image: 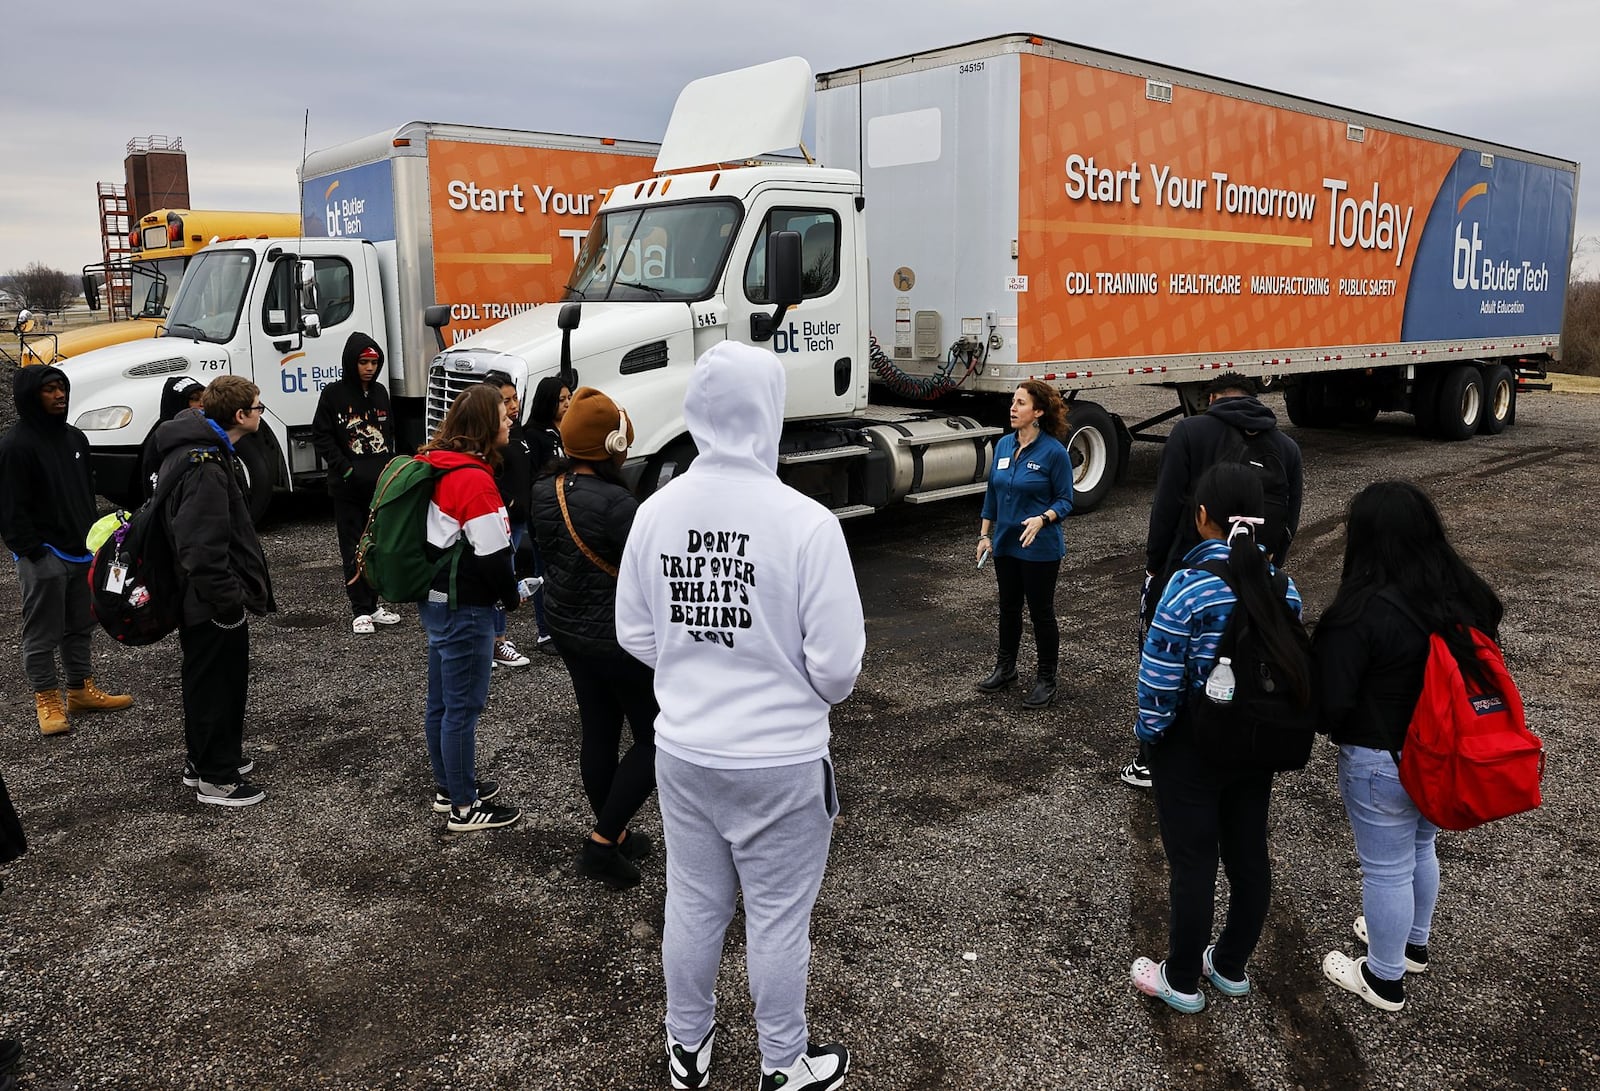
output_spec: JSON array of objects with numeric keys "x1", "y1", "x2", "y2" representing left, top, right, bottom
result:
[{"x1": 1397, "y1": 624, "x2": 1544, "y2": 831}]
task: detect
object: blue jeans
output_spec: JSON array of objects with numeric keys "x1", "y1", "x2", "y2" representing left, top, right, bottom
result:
[
  {"x1": 1337, "y1": 745, "x2": 1440, "y2": 981},
  {"x1": 421, "y1": 601, "x2": 496, "y2": 807}
]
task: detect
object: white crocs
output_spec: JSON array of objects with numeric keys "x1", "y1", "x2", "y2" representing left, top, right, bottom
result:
[
  {"x1": 1323, "y1": 951, "x2": 1404, "y2": 1012},
  {"x1": 1354, "y1": 915, "x2": 1429, "y2": 974}
]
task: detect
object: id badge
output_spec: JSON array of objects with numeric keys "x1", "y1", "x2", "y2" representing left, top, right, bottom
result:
[
  {"x1": 105, "y1": 563, "x2": 128, "y2": 594},
  {"x1": 996, "y1": 456, "x2": 1011, "y2": 470}
]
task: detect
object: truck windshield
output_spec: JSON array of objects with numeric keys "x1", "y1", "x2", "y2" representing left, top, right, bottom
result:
[
  {"x1": 128, "y1": 257, "x2": 186, "y2": 319},
  {"x1": 164, "y1": 249, "x2": 256, "y2": 343},
  {"x1": 566, "y1": 199, "x2": 741, "y2": 302}
]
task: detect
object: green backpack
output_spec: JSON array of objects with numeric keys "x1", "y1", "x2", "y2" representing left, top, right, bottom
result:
[{"x1": 353, "y1": 457, "x2": 473, "y2": 607}]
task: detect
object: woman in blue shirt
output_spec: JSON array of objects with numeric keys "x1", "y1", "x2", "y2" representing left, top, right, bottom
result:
[{"x1": 976, "y1": 381, "x2": 1074, "y2": 708}]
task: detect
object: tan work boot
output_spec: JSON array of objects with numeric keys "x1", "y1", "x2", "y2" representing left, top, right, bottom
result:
[
  {"x1": 66, "y1": 677, "x2": 133, "y2": 713},
  {"x1": 35, "y1": 689, "x2": 70, "y2": 736}
]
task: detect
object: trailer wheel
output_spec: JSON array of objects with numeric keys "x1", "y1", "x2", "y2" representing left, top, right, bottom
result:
[
  {"x1": 646, "y1": 438, "x2": 698, "y2": 497},
  {"x1": 1434, "y1": 365, "x2": 1485, "y2": 442},
  {"x1": 1479, "y1": 364, "x2": 1514, "y2": 435},
  {"x1": 1284, "y1": 377, "x2": 1335, "y2": 428},
  {"x1": 235, "y1": 431, "x2": 277, "y2": 526},
  {"x1": 1064, "y1": 401, "x2": 1120, "y2": 513}
]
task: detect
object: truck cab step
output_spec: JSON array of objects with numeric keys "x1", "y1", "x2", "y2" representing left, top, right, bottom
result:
[
  {"x1": 778, "y1": 443, "x2": 873, "y2": 465},
  {"x1": 902, "y1": 481, "x2": 991, "y2": 504}
]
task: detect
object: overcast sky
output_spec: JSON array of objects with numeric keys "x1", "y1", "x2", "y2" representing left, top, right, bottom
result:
[{"x1": 5, "y1": 0, "x2": 1595, "y2": 278}]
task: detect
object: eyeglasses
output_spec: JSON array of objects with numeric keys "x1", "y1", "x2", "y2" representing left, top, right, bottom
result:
[{"x1": 246, "y1": 405, "x2": 266, "y2": 415}]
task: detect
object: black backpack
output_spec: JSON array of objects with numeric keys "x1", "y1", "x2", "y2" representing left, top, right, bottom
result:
[
  {"x1": 1185, "y1": 559, "x2": 1316, "y2": 772},
  {"x1": 89, "y1": 449, "x2": 216, "y2": 645},
  {"x1": 1221, "y1": 427, "x2": 1293, "y2": 562}
]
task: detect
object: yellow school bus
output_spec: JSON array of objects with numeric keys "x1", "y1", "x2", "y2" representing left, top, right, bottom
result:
[{"x1": 24, "y1": 208, "x2": 301, "y2": 366}]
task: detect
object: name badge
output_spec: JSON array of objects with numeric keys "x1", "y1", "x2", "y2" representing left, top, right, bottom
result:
[
  {"x1": 996, "y1": 457, "x2": 1011, "y2": 470},
  {"x1": 105, "y1": 563, "x2": 128, "y2": 594}
]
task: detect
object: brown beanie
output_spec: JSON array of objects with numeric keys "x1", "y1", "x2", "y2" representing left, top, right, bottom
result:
[{"x1": 560, "y1": 387, "x2": 634, "y2": 464}]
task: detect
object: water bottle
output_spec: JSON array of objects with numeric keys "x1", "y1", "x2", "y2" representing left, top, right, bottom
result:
[
  {"x1": 517, "y1": 576, "x2": 543, "y2": 601},
  {"x1": 1205, "y1": 657, "x2": 1237, "y2": 704}
]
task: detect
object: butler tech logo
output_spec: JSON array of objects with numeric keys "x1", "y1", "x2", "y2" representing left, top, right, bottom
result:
[{"x1": 1451, "y1": 183, "x2": 1552, "y2": 299}]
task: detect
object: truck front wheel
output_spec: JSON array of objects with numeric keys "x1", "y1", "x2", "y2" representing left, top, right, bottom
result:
[
  {"x1": 1064, "y1": 401, "x2": 1121, "y2": 513},
  {"x1": 1434, "y1": 365, "x2": 1485, "y2": 441},
  {"x1": 1479, "y1": 364, "x2": 1514, "y2": 435}
]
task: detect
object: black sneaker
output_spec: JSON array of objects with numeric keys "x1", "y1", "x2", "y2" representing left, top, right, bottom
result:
[
  {"x1": 446, "y1": 800, "x2": 522, "y2": 832},
  {"x1": 1119, "y1": 758, "x2": 1153, "y2": 788},
  {"x1": 666, "y1": 1025, "x2": 716, "y2": 1089},
  {"x1": 618, "y1": 828, "x2": 655, "y2": 862},
  {"x1": 578, "y1": 838, "x2": 641, "y2": 889},
  {"x1": 759, "y1": 1042, "x2": 850, "y2": 1090},
  {"x1": 431, "y1": 779, "x2": 501, "y2": 814},
  {"x1": 195, "y1": 778, "x2": 266, "y2": 808},
  {"x1": 182, "y1": 758, "x2": 255, "y2": 787}
]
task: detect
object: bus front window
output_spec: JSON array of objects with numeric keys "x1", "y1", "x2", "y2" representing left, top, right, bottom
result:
[
  {"x1": 164, "y1": 250, "x2": 256, "y2": 344},
  {"x1": 128, "y1": 257, "x2": 186, "y2": 319}
]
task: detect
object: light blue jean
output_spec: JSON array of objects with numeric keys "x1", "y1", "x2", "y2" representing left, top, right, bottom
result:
[
  {"x1": 420, "y1": 601, "x2": 497, "y2": 807},
  {"x1": 1337, "y1": 744, "x2": 1440, "y2": 981}
]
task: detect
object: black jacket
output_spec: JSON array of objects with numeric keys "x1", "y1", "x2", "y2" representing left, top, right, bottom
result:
[
  {"x1": 139, "y1": 374, "x2": 206, "y2": 496},
  {"x1": 531, "y1": 470, "x2": 637, "y2": 658},
  {"x1": 1145, "y1": 395, "x2": 1304, "y2": 575},
  {"x1": 531, "y1": 425, "x2": 563, "y2": 476},
  {"x1": 1312, "y1": 589, "x2": 1431, "y2": 751},
  {"x1": 0, "y1": 365, "x2": 97, "y2": 559},
  {"x1": 154, "y1": 410, "x2": 276, "y2": 626},
  {"x1": 311, "y1": 332, "x2": 395, "y2": 501},
  {"x1": 498, "y1": 417, "x2": 534, "y2": 525},
  {"x1": 0, "y1": 769, "x2": 24, "y2": 866}
]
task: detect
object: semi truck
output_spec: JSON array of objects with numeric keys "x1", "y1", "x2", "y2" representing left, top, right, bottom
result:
[
  {"x1": 426, "y1": 36, "x2": 1578, "y2": 513},
  {"x1": 22, "y1": 208, "x2": 301, "y2": 367},
  {"x1": 55, "y1": 123, "x2": 662, "y2": 518}
]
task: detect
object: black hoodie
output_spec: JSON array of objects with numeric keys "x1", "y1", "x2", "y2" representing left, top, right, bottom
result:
[
  {"x1": 139, "y1": 374, "x2": 206, "y2": 495},
  {"x1": 1144, "y1": 394, "x2": 1304, "y2": 576},
  {"x1": 0, "y1": 365, "x2": 97, "y2": 559},
  {"x1": 311, "y1": 332, "x2": 395, "y2": 500}
]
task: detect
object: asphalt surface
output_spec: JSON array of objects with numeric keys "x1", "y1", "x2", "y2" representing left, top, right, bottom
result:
[{"x1": 0, "y1": 384, "x2": 1596, "y2": 1090}]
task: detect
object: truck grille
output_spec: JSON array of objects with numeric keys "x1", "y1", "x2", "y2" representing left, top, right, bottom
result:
[{"x1": 426, "y1": 364, "x2": 488, "y2": 439}]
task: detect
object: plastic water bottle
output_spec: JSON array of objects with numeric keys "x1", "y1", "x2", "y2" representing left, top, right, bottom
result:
[
  {"x1": 517, "y1": 577, "x2": 543, "y2": 601},
  {"x1": 1205, "y1": 657, "x2": 1237, "y2": 703}
]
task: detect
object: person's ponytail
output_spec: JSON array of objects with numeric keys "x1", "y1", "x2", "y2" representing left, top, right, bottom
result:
[{"x1": 1196, "y1": 464, "x2": 1311, "y2": 705}]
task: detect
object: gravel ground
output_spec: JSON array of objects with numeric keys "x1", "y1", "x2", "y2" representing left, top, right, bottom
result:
[{"x1": 0, "y1": 382, "x2": 1596, "y2": 1090}]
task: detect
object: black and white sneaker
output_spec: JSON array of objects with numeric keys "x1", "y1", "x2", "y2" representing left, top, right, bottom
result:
[
  {"x1": 759, "y1": 1042, "x2": 849, "y2": 1091},
  {"x1": 182, "y1": 758, "x2": 255, "y2": 788},
  {"x1": 431, "y1": 779, "x2": 501, "y2": 814},
  {"x1": 666, "y1": 1025, "x2": 716, "y2": 1089},
  {"x1": 446, "y1": 799, "x2": 521, "y2": 833},
  {"x1": 195, "y1": 778, "x2": 266, "y2": 808},
  {"x1": 1119, "y1": 758, "x2": 1153, "y2": 788}
]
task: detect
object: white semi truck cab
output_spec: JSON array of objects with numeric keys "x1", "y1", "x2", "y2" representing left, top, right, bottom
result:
[{"x1": 426, "y1": 58, "x2": 1001, "y2": 516}]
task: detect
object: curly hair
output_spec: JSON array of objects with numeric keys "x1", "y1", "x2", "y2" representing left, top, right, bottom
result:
[
  {"x1": 420, "y1": 382, "x2": 505, "y2": 468},
  {"x1": 1017, "y1": 380, "x2": 1067, "y2": 440}
]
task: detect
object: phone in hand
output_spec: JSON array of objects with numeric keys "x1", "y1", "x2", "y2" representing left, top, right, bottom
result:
[{"x1": 977, "y1": 547, "x2": 992, "y2": 570}]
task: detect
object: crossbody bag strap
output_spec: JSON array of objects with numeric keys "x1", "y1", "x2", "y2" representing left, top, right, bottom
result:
[{"x1": 555, "y1": 474, "x2": 619, "y2": 579}]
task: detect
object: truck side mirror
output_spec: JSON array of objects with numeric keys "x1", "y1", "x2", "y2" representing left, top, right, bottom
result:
[
  {"x1": 423, "y1": 304, "x2": 452, "y2": 351},
  {"x1": 558, "y1": 302, "x2": 582, "y2": 389},
  {"x1": 295, "y1": 259, "x2": 319, "y2": 338},
  {"x1": 82, "y1": 274, "x2": 100, "y2": 312},
  {"x1": 752, "y1": 230, "x2": 803, "y2": 342}
]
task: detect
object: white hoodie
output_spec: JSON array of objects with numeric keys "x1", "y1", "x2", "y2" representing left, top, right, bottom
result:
[{"x1": 615, "y1": 342, "x2": 866, "y2": 768}]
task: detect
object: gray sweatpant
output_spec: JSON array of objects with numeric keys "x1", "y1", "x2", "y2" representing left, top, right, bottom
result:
[
  {"x1": 17, "y1": 554, "x2": 94, "y2": 691},
  {"x1": 657, "y1": 749, "x2": 838, "y2": 1071}
]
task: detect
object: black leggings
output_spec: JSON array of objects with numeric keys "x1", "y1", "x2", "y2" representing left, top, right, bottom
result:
[
  {"x1": 332, "y1": 494, "x2": 377, "y2": 616},
  {"x1": 1149, "y1": 723, "x2": 1274, "y2": 993},
  {"x1": 993, "y1": 555, "x2": 1061, "y2": 671},
  {"x1": 561, "y1": 649, "x2": 659, "y2": 842}
]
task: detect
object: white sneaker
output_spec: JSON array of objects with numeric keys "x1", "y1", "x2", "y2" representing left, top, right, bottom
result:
[
  {"x1": 352, "y1": 615, "x2": 375, "y2": 634},
  {"x1": 759, "y1": 1042, "x2": 849, "y2": 1091},
  {"x1": 370, "y1": 606, "x2": 402, "y2": 625},
  {"x1": 666, "y1": 1025, "x2": 716, "y2": 1089},
  {"x1": 492, "y1": 640, "x2": 530, "y2": 668}
]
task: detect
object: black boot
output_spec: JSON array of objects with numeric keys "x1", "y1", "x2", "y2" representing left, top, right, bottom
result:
[
  {"x1": 1022, "y1": 667, "x2": 1058, "y2": 709},
  {"x1": 976, "y1": 654, "x2": 1018, "y2": 692},
  {"x1": 578, "y1": 837, "x2": 642, "y2": 890}
]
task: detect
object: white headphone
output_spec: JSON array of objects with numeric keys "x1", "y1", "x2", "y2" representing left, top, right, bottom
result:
[{"x1": 605, "y1": 406, "x2": 630, "y2": 454}]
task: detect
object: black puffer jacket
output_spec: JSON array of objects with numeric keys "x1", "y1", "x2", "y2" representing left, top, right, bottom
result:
[
  {"x1": 154, "y1": 410, "x2": 276, "y2": 626},
  {"x1": 530, "y1": 470, "x2": 637, "y2": 658}
]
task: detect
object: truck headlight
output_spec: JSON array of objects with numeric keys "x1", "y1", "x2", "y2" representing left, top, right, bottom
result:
[{"x1": 75, "y1": 406, "x2": 134, "y2": 430}]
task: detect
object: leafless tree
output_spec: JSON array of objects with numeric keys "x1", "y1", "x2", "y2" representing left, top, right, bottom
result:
[{"x1": 0, "y1": 263, "x2": 79, "y2": 315}]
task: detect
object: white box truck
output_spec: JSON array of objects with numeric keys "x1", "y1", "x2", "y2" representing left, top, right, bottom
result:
[
  {"x1": 426, "y1": 37, "x2": 1577, "y2": 513},
  {"x1": 55, "y1": 123, "x2": 661, "y2": 518}
]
